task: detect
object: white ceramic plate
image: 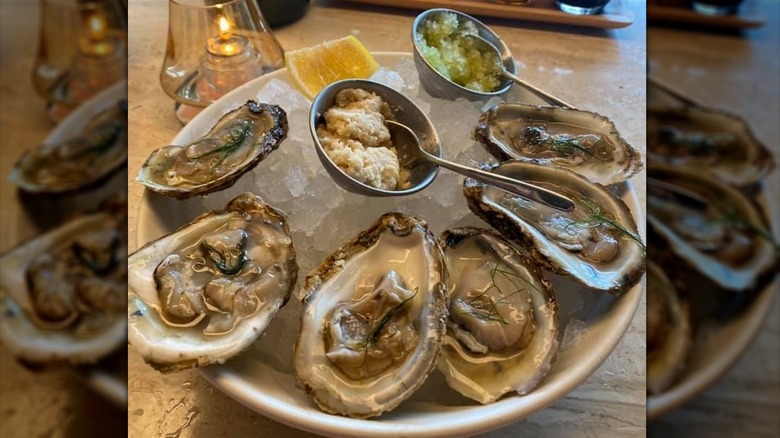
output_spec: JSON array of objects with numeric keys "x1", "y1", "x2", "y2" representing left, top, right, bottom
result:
[
  {"x1": 646, "y1": 82, "x2": 780, "y2": 420},
  {"x1": 135, "y1": 53, "x2": 644, "y2": 437}
]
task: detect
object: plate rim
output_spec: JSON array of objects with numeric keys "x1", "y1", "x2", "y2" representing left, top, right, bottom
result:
[{"x1": 135, "y1": 52, "x2": 644, "y2": 437}]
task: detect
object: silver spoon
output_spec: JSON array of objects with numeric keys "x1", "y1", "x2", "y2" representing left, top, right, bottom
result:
[
  {"x1": 462, "y1": 34, "x2": 575, "y2": 109},
  {"x1": 388, "y1": 121, "x2": 575, "y2": 212}
]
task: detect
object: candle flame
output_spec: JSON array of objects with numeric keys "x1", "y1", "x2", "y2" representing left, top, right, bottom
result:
[
  {"x1": 86, "y1": 13, "x2": 108, "y2": 42},
  {"x1": 217, "y1": 15, "x2": 233, "y2": 41}
]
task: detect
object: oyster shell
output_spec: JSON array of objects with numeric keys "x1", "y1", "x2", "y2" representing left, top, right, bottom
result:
[
  {"x1": 647, "y1": 261, "x2": 691, "y2": 395},
  {"x1": 647, "y1": 105, "x2": 774, "y2": 187},
  {"x1": 0, "y1": 196, "x2": 127, "y2": 365},
  {"x1": 464, "y1": 161, "x2": 646, "y2": 293},
  {"x1": 294, "y1": 213, "x2": 448, "y2": 418},
  {"x1": 438, "y1": 227, "x2": 558, "y2": 404},
  {"x1": 10, "y1": 100, "x2": 127, "y2": 195},
  {"x1": 127, "y1": 193, "x2": 297, "y2": 372},
  {"x1": 475, "y1": 103, "x2": 643, "y2": 185},
  {"x1": 136, "y1": 101, "x2": 287, "y2": 199},
  {"x1": 648, "y1": 163, "x2": 778, "y2": 292}
]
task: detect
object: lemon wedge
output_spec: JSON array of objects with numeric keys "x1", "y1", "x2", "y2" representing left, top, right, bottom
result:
[{"x1": 285, "y1": 36, "x2": 379, "y2": 100}]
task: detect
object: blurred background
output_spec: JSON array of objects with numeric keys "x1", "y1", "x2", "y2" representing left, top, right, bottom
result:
[
  {"x1": 646, "y1": 0, "x2": 779, "y2": 436},
  {"x1": 0, "y1": 0, "x2": 128, "y2": 436}
]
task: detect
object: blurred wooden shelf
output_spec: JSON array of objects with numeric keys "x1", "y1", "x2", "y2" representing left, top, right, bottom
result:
[
  {"x1": 339, "y1": 0, "x2": 635, "y2": 29},
  {"x1": 648, "y1": 2, "x2": 766, "y2": 29}
]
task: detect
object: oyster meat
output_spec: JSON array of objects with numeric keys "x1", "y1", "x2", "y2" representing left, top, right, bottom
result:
[
  {"x1": 464, "y1": 161, "x2": 646, "y2": 293},
  {"x1": 647, "y1": 261, "x2": 691, "y2": 395},
  {"x1": 295, "y1": 213, "x2": 448, "y2": 418},
  {"x1": 0, "y1": 196, "x2": 127, "y2": 365},
  {"x1": 127, "y1": 193, "x2": 297, "y2": 372},
  {"x1": 648, "y1": 163, "x2": 778, "y2": 292},
  {"x1": 647, "y1": 105, "x2": 774, "y2": 187},
  {"x1": 136, "y1": 101, "x2": 287, "y2": 199},
  {"x1": 438, "y1": 228, "x2": 558, "y2": 404},
  {"x1": 10, "y1": 100, "x2": 127, "y2": 194},
  {"x1": 475, "y1": 103, "x2": 643, "y2": 185}
]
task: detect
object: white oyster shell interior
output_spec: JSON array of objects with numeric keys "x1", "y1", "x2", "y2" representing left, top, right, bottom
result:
[
  {"x1": 439, "y1": 229, "x2": 558, "y2": 404},
  {"x1": 127, "y1": 193, "x2": 296, "y2": 371},
  {"x1": 295, "y1": 214, "x2": 447, "y2": 418}
]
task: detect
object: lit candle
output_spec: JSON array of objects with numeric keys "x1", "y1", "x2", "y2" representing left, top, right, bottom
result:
[
  {"x1": 78, "y1": 12, "x2": 117, "y2": 58},
  {"x1": 206, "y1": 13, "x2": 248, "y2": 57}
]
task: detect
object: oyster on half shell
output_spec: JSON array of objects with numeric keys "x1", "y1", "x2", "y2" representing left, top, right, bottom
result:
[
  {"x1": 648, "y1": 163, "x2": 778, "y2": 292},
  {"x1": 0, "y1": 196, "x2": 127, "y2": 365},
  {"x1": 475, "y1": 103, "x2": 643, "y2": 186},
  {"x1": 464, "y1": 161, "x2": 646, "y2": 293},
  {"x1": 10, "y1": 100, "x2": 127, "y2": 195},
  {"x1": 136, "y1": 101, "x2": 287, "y2": 199},
  {"x1": 647, "y1": 105, "x2": 774, "y2": 187},
  {"x1": 438, "y1": 227, "x2": 558, "y2": 404},
  {"x1": 127, "y1": 193, "x2": 297, "y2": 372},
  {"x1": 295, "y1": 213, "x2": 448, "y2": 418}
]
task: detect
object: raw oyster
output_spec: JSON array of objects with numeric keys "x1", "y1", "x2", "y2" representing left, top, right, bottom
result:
[
  {"x1": 295, "y1": 213, "x2": 448, "y2": 418},
  {"x1": 10, "y1": 100, "x2": 127, "y2": 194},
  {"x1": 136, "y1": 101, "x2": 287, "y2": 199},
  {"x1": 648, "y1": 163, "x2": 778, "y2": 292},
  {"x1": 648, "y1": 105, "x2": 774, "y2": 187},
  {"x1": 475, "y1": 103, "x2": 643, "y2": 185},
  {"x1": 127, "y1": 193, "x2": 297, "y2": 372},
  {"x1": 0, "y1": 196, "x2": 127, "y2": 365},
  {"x1": 464, "y1": 161, "x2": 646, "y2": 293},
  {"x1": 647, "y1": 261, "x2": 691, "y2": 395},
  {"x1": 438, "y1": 227, "x2": 558, "y2": 404}
]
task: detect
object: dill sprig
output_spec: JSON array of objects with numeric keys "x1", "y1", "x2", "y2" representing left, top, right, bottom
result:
[
  {"x1": 461, "y1": 263, "x2": 539, "y2": 325},
  {"x1": 188, "y1": 121, "x2": 252, "y2": 166},
  {"x1": 201, "y1": 239, "x2": 247, "y2": 276},
  {"x1": 658, "y1": 126, "x2": 734, "y2": 154},
  {"x1": 354, "y1": 287, "x2": 418, "y2": 349},
  {"x1": 67, "y1": 119, "x2": 124, "y2": 160},
  {"x1": 523, "y1": 126, "x2": 605, "y2": 161},
  {"x1": 565, "y1": 197, "x2": 646, "y2": 254},
  {"x1": 713, "y1": 205, "x2": 780, "y2": 253}
]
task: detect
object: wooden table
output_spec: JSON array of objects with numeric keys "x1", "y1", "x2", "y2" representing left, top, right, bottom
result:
[
  {"x1": 125, "y1": 1, "x2": 647, "y2": 437},
  {"x1": 647, "y1": 2, "x2": 780, "y2": 436}
]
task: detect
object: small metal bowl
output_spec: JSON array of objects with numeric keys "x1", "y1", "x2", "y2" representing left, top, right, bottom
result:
[
  {"x1": 411, "y1": 8, "x2": 517, "y2": 100},
  {"x1": 309, "y1": 79, "x2": 442, "y2": 197}
]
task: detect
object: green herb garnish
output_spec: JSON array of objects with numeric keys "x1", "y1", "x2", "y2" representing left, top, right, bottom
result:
[
  {"x1": 460, "y1": 263, "x2": 540, "y2": 325},
  {"x1": 354, "y1": 287, "x2": 418, "y2": 349},
  {"x1": 188, "y1": 120, "x2": 252, "y2": 166},
  {"x1": 565, "y1": 197, "x2": 646, "y2": 255},
  {"x1": 67, "y1": 119, "x2": 124, "y2": 160},
  {"x1": 201, "y1": 239, "x2": 247, "y2": 275},
  {"x1": 523, "y1": 126, "x2": 605, "y2": 161},
  {"x1": 713, "y1": 204, "x2": 780, "y2": 253}
]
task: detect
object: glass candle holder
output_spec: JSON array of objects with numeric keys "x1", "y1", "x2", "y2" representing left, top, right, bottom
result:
[
  {"x1": 160, "y1": 0, "x2": 284, "y2": 124},
  {"x1": 32, "y1": 0, "x2": 127, "y2": 122}
]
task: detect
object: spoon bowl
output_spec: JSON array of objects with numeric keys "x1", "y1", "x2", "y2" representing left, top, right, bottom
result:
[{"x1": 309, "y1": 79, "x2": 441, "y2": 197}]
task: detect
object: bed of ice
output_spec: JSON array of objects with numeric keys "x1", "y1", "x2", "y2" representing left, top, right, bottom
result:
[{"x1": 140, "y1": 58, "x2": 624, "y2": 412}]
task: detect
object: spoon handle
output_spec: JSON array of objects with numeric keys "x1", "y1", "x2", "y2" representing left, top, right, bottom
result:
[
  {"x1": 423, "y1": 154, "x2": 575, "y2": 212},
  {"x1": 501, "y1": 70, "x2": 575, "y2": 109}
]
